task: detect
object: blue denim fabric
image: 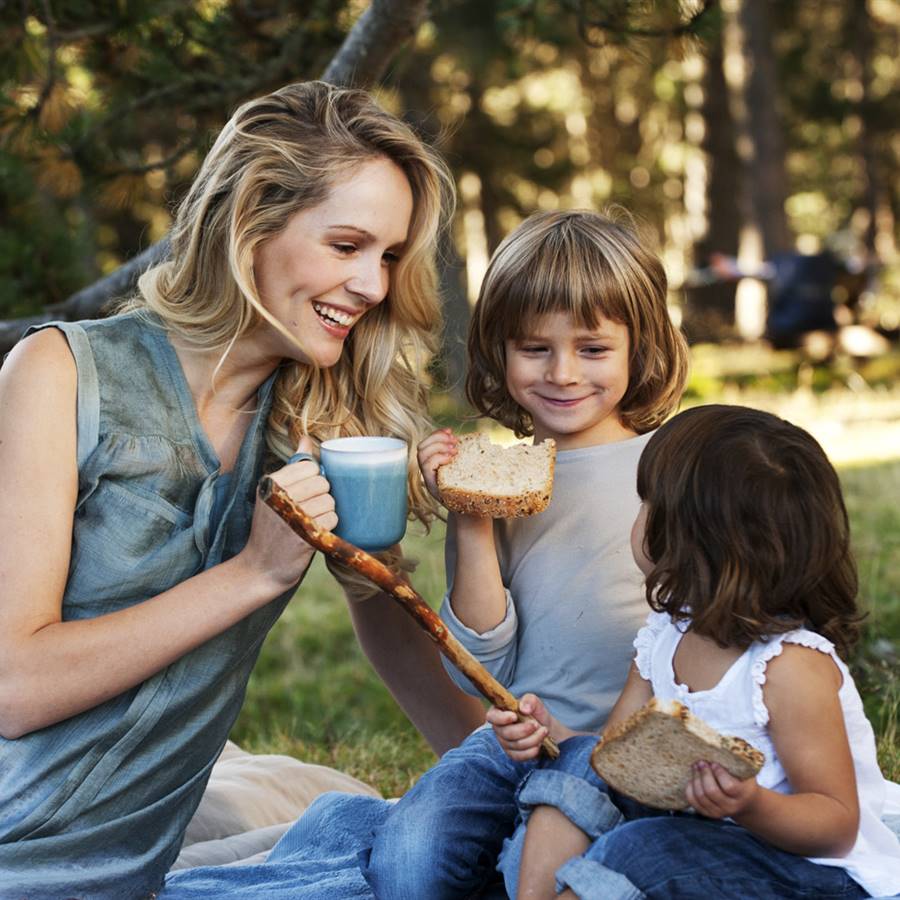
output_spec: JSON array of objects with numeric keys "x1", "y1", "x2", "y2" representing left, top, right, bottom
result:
[
  {"x1": 163, "y1": 793, "x2": 388, "y2": 898},
  {"x1": 360, "y1": 726, "x2": 536, "y2": 899},
  {"x1": 499, "y1": 737, "x2": 869, "y2": 900}
]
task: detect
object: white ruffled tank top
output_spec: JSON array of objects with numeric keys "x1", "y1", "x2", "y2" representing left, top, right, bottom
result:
[{"x1": 633, "y1": 611, "x2": 900, "y2": 898}]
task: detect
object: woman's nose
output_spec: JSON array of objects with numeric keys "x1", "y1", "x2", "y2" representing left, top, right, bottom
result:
[{"x1": 346, "y1": 254, "x2": 389, "y2": 305}]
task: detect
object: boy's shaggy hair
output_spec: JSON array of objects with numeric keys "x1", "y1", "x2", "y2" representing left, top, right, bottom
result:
[
  {"x1": 465, "y1": 209, "x2": 689, "y2": 436},
  {"x1": 637, "y1": 404, "x2": 863, "y2": 657}
]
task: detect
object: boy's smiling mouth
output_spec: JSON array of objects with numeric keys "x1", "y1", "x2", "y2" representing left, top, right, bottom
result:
[{"x1": 535, "y1": 393, "x2": 593, "y2": 407}]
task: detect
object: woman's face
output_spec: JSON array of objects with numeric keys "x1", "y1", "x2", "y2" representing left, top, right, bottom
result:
[{"x1": 253, "y1": 156, "x2": 414, "y2": 367}]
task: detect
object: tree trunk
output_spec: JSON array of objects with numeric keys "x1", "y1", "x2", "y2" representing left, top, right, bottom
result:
[
  {"x1": 686, "y1": 27, "x2": 742, "y2": 342},
  {"x1": 850, "y1": 0, "x2": 878, "y2": 258},
  {"x1": 737, "y1": 0, "x2": 791, "y2": 258},
  {"x1": 0, "y1": 0, "x2": 429, "y2": 357}
]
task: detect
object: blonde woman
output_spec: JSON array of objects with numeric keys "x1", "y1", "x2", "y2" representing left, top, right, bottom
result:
[{"x1": 0, "y1": 81, "x2": 483, "y2": 899}]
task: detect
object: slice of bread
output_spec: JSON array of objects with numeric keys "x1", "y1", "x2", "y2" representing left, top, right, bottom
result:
[
  {"x1": 591, "y1": 698, "x2": 765, "y2": 810},
  {"x1": 437, "y1": 433, "x2": 556, "y2": 518}
]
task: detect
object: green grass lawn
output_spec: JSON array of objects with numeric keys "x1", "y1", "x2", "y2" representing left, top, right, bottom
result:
[{"x1": 232, "y1": 453, "x2": 900, "y2": 795}]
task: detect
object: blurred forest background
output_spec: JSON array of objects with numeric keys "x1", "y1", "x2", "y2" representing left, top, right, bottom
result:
[{"x1": 1, "y1": 0, "x2": 898, "y2": 788}]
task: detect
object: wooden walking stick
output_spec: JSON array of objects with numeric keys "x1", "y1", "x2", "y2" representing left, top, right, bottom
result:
[{"x1": 259, "y1": 475, "x2": 560, "y2": 758}]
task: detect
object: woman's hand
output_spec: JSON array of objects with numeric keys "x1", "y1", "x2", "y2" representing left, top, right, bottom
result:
[
  {"x1": 242, "y1": 436, "x2": 338, "y2": 589},
  {"x1": 416, "y1": 428, "x2": 458, "y2": 502},
  {"x1": 487, "y1": 692, "x2": 555, "y2": 761},
  {"x1": 686, "y1": 761, "x2": 760, "y2": 819}
]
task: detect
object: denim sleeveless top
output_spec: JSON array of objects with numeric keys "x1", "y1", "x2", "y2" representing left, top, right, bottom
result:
[{"x1": 0, "y1": 311, "x2": 293, "y2": 900}]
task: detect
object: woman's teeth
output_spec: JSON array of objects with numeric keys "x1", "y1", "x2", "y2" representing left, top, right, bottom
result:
[{"x1": 313, "y1": 303, "x2": 353, "y2": 327}]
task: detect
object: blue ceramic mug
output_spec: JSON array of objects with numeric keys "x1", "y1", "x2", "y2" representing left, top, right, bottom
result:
[{"x1": 319, "y1": 436, "x2": 408, "y2": 552}]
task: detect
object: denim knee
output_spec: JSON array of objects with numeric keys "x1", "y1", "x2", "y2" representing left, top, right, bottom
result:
[{"x1": 513, "y1": 735, "x2": 621, "y2": 840}]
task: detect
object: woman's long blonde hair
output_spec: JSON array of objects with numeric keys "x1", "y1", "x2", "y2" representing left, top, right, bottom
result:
[{"x1": 132, "y1": 81, "x2": 453, "y2": 522}]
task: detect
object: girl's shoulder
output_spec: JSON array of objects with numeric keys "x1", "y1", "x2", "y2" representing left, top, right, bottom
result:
[
  {"x1": 633, "y1": 610, "x2": 681, "y2": 679},
  {"x1": 747, "y1": 628, "x2": 845, "y2": 727}
]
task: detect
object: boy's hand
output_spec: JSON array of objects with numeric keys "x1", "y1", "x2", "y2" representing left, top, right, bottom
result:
[
  {"x1": 417, "y1": 428, "x2": 458, "y2": 502},
  {"x1": 686, "y1": 761, "x2": 760, "y2": 819},
  {"x1": 487, "y1": 693, "x2": 554, "y2": 761}
]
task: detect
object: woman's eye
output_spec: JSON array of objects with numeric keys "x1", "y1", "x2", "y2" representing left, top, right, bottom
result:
[
  {"x1": 332, "y1": 243, "x2": 357, "y2": 255},
  {"x1": 382, "y1": 251, "x2": 401, "y2": 266}
]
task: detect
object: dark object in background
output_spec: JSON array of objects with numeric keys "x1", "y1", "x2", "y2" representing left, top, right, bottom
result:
[{"x1": 765, "y1": 251, "x2": 839, "y2": 349}]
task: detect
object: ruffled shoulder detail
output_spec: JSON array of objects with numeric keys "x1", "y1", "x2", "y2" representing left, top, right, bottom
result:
[
  {"x1": 750, "y1": 629, "x2": 836, "y2": 726},
  {"x1": 632, "y1": 611, "x2": 671, "y2": 681}
]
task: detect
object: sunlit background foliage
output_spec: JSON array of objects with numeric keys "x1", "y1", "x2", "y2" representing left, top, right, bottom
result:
[{"x1": 2, "y1": 0, "x2": 898, "y2": 785}]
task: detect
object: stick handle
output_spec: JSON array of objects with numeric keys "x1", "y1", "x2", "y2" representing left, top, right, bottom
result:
[{"x1": 259, "y1": 476, "x2": 559, "y2": 758}]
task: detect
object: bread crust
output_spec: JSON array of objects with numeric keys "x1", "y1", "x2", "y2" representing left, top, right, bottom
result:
[
  {"x1": 437, "y1": 433, "x2": 556, "y2": 518},
  {"x1": 591, "y1": 698, "x2": 765, "y2": 810}
]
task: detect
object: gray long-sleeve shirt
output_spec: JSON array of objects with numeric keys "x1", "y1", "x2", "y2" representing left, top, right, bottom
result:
[{"x1": 440, "y1": 432, "x2": 651, "y2": 733}]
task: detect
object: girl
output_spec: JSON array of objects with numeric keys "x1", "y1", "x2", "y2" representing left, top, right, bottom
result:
[
  {"x1": 361, "y1": 209, "x2": 689, "y2": 898},
  {"x1": 493, "y1": 404, "x2": 900, "y2": 900},
  {"x1": 0, "y1": 81, "x2": 484, "y2": 900}
]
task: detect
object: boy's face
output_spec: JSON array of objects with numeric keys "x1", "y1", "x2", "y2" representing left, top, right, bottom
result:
[{"x1": 504, "y1": 311, "x2": 633, "y2": 450}]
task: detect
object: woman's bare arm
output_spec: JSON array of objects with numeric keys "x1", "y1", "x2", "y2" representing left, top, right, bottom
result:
[
  {"x1": 346, "y1": 592, "x2": 486, "y2": 755},
  {"x1": 0, "y1": 331, "x2": 331, "y2": 738}
]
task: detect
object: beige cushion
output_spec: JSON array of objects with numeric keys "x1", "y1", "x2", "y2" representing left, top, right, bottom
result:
[{"x1": 170, "y1": 741, "x2": 381, "y2": 870}]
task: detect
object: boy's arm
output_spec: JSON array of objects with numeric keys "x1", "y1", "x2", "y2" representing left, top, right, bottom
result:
[
  {"x1": 417, "y1": 429, "x2": 508, "y2": 633},
  {"x1": 447, "y1": 514, "x2": 508, "y2": 633},
  {"x1": 688, "y1": 644, "x2": 859, "y2": 858}
]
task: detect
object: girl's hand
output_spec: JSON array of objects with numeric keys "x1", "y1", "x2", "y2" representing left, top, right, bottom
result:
[
  {"x1": 686, "y1": 761, "x2": 760, "y2": 819},
  {"x1": 243, "y1": 436, "x2": 338, "y2": 589},
  {"x1": 416, "y1": 428, "x2": 458, "y2": 502},
  {"x1": 487, "y1": 693, "x2": 554, "y2": 761}
]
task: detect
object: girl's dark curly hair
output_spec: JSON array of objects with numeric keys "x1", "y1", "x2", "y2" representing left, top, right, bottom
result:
[{"x1": 636, "y1": 404, "x2": 863, "y2": 657}]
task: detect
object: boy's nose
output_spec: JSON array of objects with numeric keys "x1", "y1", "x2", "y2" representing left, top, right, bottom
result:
[{"x1": 546, "y1": 354, "x2": 579, "y2": 384}]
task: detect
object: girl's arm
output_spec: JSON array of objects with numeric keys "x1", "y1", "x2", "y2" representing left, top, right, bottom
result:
[
  {"x1": 418, "y1": 429, "x2": 507, "y2": 632},
  {"x1": 0, "y1": 331, "x2": 333, "y2": 738},
  {"x1": 600, "y1": 661, "x2": 654, "y2": 737},
  {"x1": 687, "y1": 644, "x2": 859, "y2": 858}
]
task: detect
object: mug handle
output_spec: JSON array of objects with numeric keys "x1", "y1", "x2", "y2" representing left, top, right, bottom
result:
[{"x1": 287, "y1": 452, "x2": 316, "y2": 466}]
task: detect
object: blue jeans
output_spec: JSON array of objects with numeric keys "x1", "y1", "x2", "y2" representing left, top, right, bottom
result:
[
  {"x1": 360, "y1": 725, "x2": 534, "y2": 899},
  {"x1": 498, "y1": 736, "x2": 870, "y2": 900}
]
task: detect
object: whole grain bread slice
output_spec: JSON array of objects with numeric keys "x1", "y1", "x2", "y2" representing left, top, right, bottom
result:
[
  {"x1": 437, "y1": 433, "x2": 556, "y2": 518},
  {"x1": 591, "y1": 697, "x2": 765, "y2": 810}
]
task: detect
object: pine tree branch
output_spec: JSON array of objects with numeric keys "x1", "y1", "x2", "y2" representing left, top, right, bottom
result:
[{"x1": 0, "y1": 0, "x2": 429, "y2": 356}]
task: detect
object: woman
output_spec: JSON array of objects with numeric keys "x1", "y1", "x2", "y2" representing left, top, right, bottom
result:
[{"x1": 0, "y1": 81, "x2": 484, "y2": 900}]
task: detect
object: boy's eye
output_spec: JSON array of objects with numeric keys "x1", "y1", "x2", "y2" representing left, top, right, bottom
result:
[
  {"x1": 582, "y1": 346, "x2": 608, "y2": 356},
  {"x1": 519, "y1": 344, "x2": 549, "y2": 354}
]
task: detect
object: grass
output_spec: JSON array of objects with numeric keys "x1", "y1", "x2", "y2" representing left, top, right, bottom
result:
[{"x1": 233, "y1": 373, "x2": 900, "y2": 793}]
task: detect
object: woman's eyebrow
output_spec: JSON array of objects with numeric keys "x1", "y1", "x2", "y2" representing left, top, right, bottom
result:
[{"x1": 325, "y1": 225, "x2": 374, "y2": 239}]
